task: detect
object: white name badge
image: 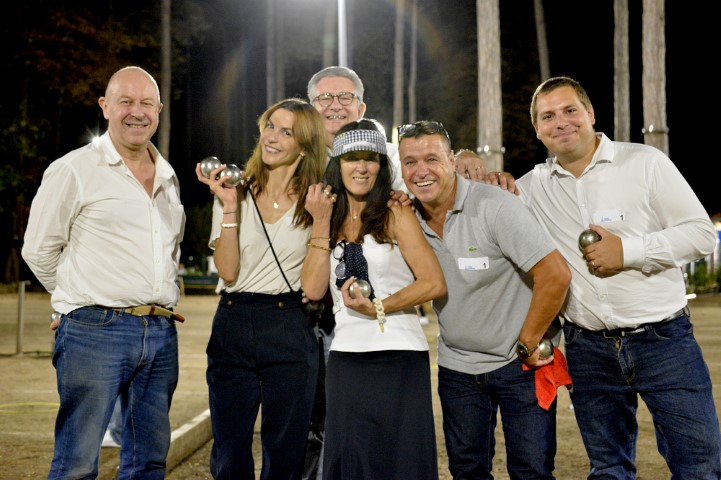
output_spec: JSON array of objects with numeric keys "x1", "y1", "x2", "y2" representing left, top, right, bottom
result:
[
  {"x1": 458, "y1": 257, "x2": 489, "y2": 270},
  {"x1": 593, "y1": 209, "x2": 625, "y2": 223}
]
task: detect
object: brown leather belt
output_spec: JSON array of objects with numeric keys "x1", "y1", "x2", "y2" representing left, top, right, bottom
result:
[{"x1": 99, "y1": 305, "x2": 185, "y2": 323}]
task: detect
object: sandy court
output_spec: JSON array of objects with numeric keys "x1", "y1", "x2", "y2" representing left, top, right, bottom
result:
[{"x1": 1, "y1": 290, "x2": 720, "y2": 479}]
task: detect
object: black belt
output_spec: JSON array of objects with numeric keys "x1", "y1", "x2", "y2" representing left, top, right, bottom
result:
[{"x1": 568, "y1": 306, "x2": 689, "y2": 339}]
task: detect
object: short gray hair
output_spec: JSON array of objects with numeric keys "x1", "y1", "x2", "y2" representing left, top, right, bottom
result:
[{"x1": 307, "y1": 66, "x2": 364, "y2": 103}]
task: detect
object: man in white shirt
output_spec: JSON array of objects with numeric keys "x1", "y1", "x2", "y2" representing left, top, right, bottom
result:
[
  {"x1": 22, "y1": 66, "x2": 185, "y2": 479},
  {"x1": 516, "y1": 76, "x2": 721, "y2": 478}
]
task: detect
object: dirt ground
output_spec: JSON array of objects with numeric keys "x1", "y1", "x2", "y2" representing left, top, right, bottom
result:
[{"x1": 2, "y1": 291, "x2": 720, "y2": 479}]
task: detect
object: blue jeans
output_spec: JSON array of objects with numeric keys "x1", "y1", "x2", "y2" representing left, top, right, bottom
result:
[
  {"x1": 438, "y1": 361, "x2": 557, "y2": 480},
  {"x1": 49, "y1": 307, "x2": 179, "y2": 480},
  {"x1": 206, "y1": 292, "x2": 319, "y2": 480},
  {"x1": 563, "y1": 314, "x2": 721, "y2": 479},
  {"x1": 107, "y1": 396, "x2": 122, "y2": 443}
]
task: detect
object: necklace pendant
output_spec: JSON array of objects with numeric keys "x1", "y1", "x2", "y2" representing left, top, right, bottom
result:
[{"x1": 273, "y1": 201, "x2": 279, "y2": 209}]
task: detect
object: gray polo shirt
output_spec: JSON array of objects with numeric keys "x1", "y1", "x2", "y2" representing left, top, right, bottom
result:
[{"x1": 416, "y1": 174, "x2": 556, "y2": 375}]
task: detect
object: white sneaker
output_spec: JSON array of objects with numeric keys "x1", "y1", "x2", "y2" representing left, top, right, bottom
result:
[{"x1": 102, "y1": 430, "x2": 120, "y2": 448}]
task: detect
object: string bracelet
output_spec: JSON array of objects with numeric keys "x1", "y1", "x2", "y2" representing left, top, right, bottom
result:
[
  {"x1": 310, "y1": 237, "x2": 331, "y2": 242},
  {"x1": 306, "y1": 241, "x2": 331, "y2": 252},
  {"x1": 223, "y1": 210, "x2": 237, "y2": 215},
  {"x1": 372, "y1": 298, "x2": 386, "y2": 333},
  {"x1": 221, "y1": 223, "x2": 239, "y2": 229}
]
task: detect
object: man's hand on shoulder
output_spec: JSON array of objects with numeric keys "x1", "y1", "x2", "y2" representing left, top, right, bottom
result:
[
  {"x1": 483, "y1": 171, "x2": 519, "y2": 195},
  {"x1": 387, "y1": 190, "x2": 413, "y2": 208},
  {"x1": 454, "y1": 149, "x2": 486, "y2": 181}
]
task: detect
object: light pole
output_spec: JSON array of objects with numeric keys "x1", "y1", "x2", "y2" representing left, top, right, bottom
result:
[{"x1": 338, "y1": 0, "x2": 347, "y2": 66}]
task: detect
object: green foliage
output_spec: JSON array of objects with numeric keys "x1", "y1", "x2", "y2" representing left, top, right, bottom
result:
[
  {"x1": 183, "y1": 202, "x2": 214, "y2": 271},
  {"x1": 687, "y1": 263, "x2": 720, "y2": 294},
  {"x1": 0, "y1": 0, "x2": 210, "y2": 284}
]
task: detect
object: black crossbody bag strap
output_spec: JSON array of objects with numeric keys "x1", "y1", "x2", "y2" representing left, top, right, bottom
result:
[{"x1": 249, "y1": 188, "x2": 296, "y2": 293}]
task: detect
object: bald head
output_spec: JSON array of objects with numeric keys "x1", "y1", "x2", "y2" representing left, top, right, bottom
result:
[{"x1": 105, "y1": 66, "x2": 161, "y2": 102}]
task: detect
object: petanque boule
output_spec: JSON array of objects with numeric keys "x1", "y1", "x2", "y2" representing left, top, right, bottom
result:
[
  {"x1": 200, "y1": 156, "x2": 222, "y2": 178},
  {"x1": 349, "y1": 279, "x2": 371, "y2": 299},
  {"x1": 218, "y1": 164, "x2": 245, "y2": 187},
  {"x1": 578, "y1": 229, "x2": 602, "y2": 249},
  {"x1": 538, "y1": 338, "x2": 554, "y2": 359}
]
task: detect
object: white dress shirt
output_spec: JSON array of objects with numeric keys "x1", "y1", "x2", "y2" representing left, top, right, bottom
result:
[
  {"x1": 22, "y1": 132, "x2": 185, "y2": 313},
  {"x1": 517, "y1": 133, "x2": 716, "y2": 330}
]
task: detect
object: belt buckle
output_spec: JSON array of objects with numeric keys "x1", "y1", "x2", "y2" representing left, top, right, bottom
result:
[{"x1": 602, "y1": 326, "x2": 644, "y2": 339}]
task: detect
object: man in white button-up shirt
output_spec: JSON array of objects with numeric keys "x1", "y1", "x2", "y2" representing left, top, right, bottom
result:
[
  {"x1": 516, "y1": 76, "x2": 721, "y2": 479},
  {"x1": 22, "y1": 66, "x2": 185, "y2": 479}
]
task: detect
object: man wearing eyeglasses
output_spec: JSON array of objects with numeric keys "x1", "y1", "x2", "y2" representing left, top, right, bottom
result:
[
  {"x1": 307, "y1": 66, "x2": 487, "y2": 193},
  {"x1": 398, "y1": 120, "x2": 571, "y2": 479},
  {"x1": 303, "y1": 67, "x2": 487, "y2": 480}
]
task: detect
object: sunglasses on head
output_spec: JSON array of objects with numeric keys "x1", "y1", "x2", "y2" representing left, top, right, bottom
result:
[{"x1": 397, "y1": 120, "x2": 451, "y2": 145}]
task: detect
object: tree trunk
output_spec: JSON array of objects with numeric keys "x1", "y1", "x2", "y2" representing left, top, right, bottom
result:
[
  {"x1": 534, "y1": 0, "x2": 550, "y2": 81},
  {"x1": 159, "y1": 0, "x2": 171, "y2": 159},
  {"x1": 641, "y1": 0, "x2": 668, "y2": 154},
  {"x1": 392, "y1": 0, "x2": 405, "y2": 132},
  {"x1": 476, "y1": 0, "x2": 503, "y2": 172},
  {"x1": 408, "y1": 0, "x2": 418, "y2": 122},
  {"x1": 266, "y1": 0, "x2": 276, "y2": 106},
  {"x1": 614, "y1": 0, "x2": 631, "y2": 142},
  {"x1": 323, "y1": 2, "x2": 336, "y2": 67}
]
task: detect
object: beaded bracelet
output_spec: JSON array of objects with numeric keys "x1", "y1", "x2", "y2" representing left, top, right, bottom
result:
[
  {"x1": 221, "y1": 223, "x2": 239, "y2": 228},
  {"x1": 306, "y1": 242, "x2": 331, "y2": 252},
  {"x1": 310, "y1": 237, "x2": 331, "y2": 241},
  {"x1": 372, "y1": 298, "x2": 386, "y2": 333}
]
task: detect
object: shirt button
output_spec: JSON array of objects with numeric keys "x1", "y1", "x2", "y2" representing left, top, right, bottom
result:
[{"x1": 278, "y1": 301, "x2": 285, "y2": 309}]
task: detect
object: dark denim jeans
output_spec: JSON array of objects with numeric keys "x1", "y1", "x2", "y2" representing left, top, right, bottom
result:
[
  {"x1": 563, "y1": 314, "x2": 721, "y2": 479},
  {"x1": 49, "y1": 307, "x2": 179, "y2": 480},
  {"x1": 438, "y1": 361, "x2": 557, "y2": 480},
  {"x1": 206, "y1": 292, "x2": 319, "y2": 480}
]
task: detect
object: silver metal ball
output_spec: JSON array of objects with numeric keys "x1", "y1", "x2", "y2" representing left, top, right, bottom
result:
[
  {"x1": 200, "y1": 156, "x2": 222, "y2": 178},
  {"x1": 538, "y1": 338, "x2": 554, "y2": 359},
  {"x1": 578, "y1": 229, "x2": 601, "y2": 249},
  {"x1": 218, "y1": 164, "x2": 244, "y2": 187},
  {"x1": 349, "y1": 279, "x2": 371, "y2": 299}
]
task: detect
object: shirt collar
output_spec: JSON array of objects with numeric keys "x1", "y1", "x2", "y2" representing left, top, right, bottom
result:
[
  {"x1": 546, "y1": 132, "x2": 612, "y2": 177},
  {"x1": 96, "y1": 131, "x2": 174, "y2": 183}
]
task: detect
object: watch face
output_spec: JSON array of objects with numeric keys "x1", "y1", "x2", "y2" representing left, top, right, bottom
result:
[{"x1": 516, "y1": 343, "x2": 529, "y2": 358}]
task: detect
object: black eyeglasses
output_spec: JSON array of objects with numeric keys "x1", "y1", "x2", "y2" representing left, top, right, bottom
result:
[
  {"x1": 397, "y1": 120, "x2": 451, "y2": 145},
  {"x1": 312, "y1": 92, "x2": 358, "y2": 107}
]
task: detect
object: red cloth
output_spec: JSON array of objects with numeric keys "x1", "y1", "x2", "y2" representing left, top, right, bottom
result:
[{"x1": 522, "y1": 347, "x2": 572, "y2": 411}]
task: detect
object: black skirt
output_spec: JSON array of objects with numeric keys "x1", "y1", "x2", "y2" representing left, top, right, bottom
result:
[{"x1": 323, "y1": 350, "x2": 439, "y2": 480}]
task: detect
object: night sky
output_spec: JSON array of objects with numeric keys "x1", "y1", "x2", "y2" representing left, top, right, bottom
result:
[{"x1": 179, "y1": 1, "x2": 718, "y2": 217}]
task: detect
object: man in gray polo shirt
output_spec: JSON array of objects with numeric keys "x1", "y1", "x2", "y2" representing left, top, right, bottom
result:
[{"x1": 398, "y1": 120, "x2": 571, "y2": 479}]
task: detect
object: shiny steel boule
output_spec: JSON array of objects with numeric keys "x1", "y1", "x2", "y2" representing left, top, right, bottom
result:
[
  {"x1": 200, "y1": 156, "x2": 222, "y2": 178},
  {"x1": 538, "y1": 338, "x2": 554, "y2": 359},
  {"x1": 219, "y1": 164, "x2": 244, "y2": 187},
  {"x1": 578, "y1": 229, "x2": 602, "y2": 249},
  {"x1": 349, "y1": 279, "x2": 371, "y2": 299}
]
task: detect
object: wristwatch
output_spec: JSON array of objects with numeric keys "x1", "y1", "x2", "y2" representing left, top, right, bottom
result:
[{"x1": 516, "y1": 339, "x2": 539, "y2": 359}]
